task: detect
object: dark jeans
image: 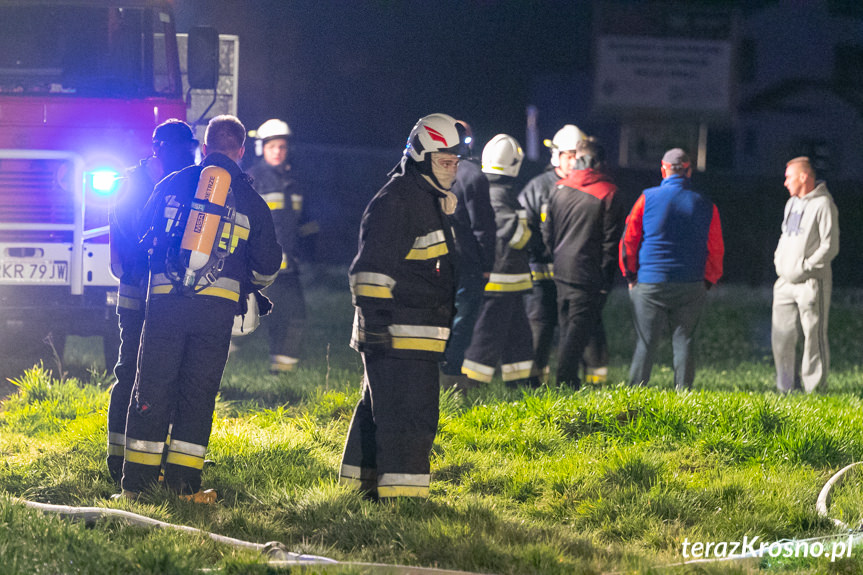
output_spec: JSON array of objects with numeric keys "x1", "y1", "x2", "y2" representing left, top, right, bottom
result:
[
  {"x1": 628, "y1": 281, "x2": 706, "y2": 390},
  {"x1": 441, "y1": 270, "x2": 485, "y2": 375}
]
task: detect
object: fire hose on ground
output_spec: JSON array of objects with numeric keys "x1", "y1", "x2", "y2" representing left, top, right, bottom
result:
[{"x1": 9, "y1": 496, "x2": 483, "y2": 574}]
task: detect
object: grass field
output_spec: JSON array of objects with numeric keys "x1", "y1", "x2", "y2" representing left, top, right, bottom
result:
[{"x1": 2, "y1": 268, "x2": 863, "y2": 574}]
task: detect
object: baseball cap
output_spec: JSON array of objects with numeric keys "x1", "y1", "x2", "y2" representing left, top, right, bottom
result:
[
  {"x1": 153, "y1": 119, "x2": 198, "y2": 146},
  {"x1": 661, "y1": 148, "x2": 690, "y2": 167}
]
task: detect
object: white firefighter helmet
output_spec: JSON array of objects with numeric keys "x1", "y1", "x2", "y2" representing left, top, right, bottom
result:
[
  {"x1": 252, "y1": 119, "x2": 291, "y2": 156},
  {"x1": 547, "y1": 124, "x2": 587, "y2": 167},
  {"x1": 481, "y1": 134, "x2": 524, "y2": 178},
  {"x1": 404, "y1": 113, "x2": 470, "y2": 162}
]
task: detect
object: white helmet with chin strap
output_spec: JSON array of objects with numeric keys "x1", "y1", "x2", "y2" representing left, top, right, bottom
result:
[
  {"x1": 251, "y1": 119, "x2": 291, "y2": 156},
  {"x1": 404, "y1": 113, "x2": 470, "y2": 162},
  {"x1": 548, "y1": 124, "x2": 587, "y2": 167},
  {"x1": 482, "y1": 134, "x2": 524, "y2": 178}
]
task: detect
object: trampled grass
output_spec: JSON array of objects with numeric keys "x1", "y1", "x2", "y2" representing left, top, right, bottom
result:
[{"x1": 2, "y1": 276, "x2": 863, "y2": 574}]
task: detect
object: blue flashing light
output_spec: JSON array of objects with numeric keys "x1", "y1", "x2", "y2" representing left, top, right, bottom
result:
[{"x1": 91, "y1": 170, "x2": 121, "y2": 195}]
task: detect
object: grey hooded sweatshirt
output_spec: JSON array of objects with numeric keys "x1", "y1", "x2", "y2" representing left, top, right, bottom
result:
[{"x1": 773, "y1": 182, "x2": 839, "y2": 284}]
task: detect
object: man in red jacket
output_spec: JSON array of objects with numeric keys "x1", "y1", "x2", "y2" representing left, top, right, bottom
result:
[
  {"x1": 542, "y1": 138, "x2": 624, "y2": 389},
  {"x1": 619, "y1": 148, "x2": 724, "y2": 391}
]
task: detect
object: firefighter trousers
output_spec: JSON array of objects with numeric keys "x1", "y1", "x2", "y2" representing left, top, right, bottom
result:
[
  {"x1": 121, "y1": 296, "x2": 233, "y2": 495},
  {"x1": 339, "y1": 353, "x2": 439, "y2": 499},
  {"x1": 106, "y1": 307, "x2": 143, "y2": 483},
  {"x1": 462, "y1": 293, "x2": 534, "y2": 385}
]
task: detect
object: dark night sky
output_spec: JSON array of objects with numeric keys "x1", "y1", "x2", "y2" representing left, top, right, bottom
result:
[{"x1": 174, "y1": 0, "x2": 593, "y2": 149}]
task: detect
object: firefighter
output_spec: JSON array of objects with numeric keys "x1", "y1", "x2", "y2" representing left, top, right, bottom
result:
[
  {"x1": 461, "y1": 135, "x2": 538, "y2": 389},
  {"x1": 246, "y1": 119, "x2": 318, "y2": 373},
  {"x1": 106, "y1": 119, "x2": 197, "y2": 484},
  {"x1": 339, "y1": 113, "x2": 468, "y2": 500},
  {"x1": 518, "y1": 124, "x2": 586, "y2": 381},
  {"x1": 118, "y1": 115, "x2": 281, "y2": 501},
  {"x1": 439, "y1": 121, "x2": 495, "y2": 388}
]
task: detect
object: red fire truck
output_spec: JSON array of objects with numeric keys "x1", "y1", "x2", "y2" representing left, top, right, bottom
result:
[{"x1": 0, "y1": 1, "x2": 216, "y2": 369}]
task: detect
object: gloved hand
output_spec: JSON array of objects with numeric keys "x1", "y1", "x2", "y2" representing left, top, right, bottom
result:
[
  {"x1": 254, "y1": 290, "x2": 274, "y2": 316},
  {"x1": 360, "y1": 324, "x2": 391, "y2": 354}
]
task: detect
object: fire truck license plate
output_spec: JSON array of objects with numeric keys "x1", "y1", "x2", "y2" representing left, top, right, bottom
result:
[{"x1": 0, "y1": 260, "x2": 68, "y2": 284}]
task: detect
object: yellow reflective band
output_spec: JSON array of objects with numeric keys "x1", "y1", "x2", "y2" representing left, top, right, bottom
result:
[
  {"x1": 354, "y1": 284, "x2": 394, "y2": 299},
  {"x1": 107, "y1": 444, "x2": 125, "y2": 457},
  {"x1": 378, "y1": 472, "x2": 430, "y2": 498},
  {"x1": 125, "y1": 450, "x2": 163, "y2": 467},
  {"x1": 405, "y1": 242, "x2": 448, "y2": 260},
  {"x1": 485, "y1": 273, "x2": 533, "y2": 293},
  {"x1": 378, "y1": 485, "x2": 430, "y2": 498},
  {"x1": 585, "y1": 374, "x2": 607, "y2": 384},
  {"x1": 291, "y1": 194, "x2": 303, "y2": 211},
  {"x1": 501, "y1": 360, "x2": 533, "y2": 381},
  {"x1": 340, "y1": 464, "x2": 363, "y2": 480},
  {"x1": 391, "y1": 337, "x2": 447, "y2": 352},
  {"x1": 151, "y1": 285, "x2": 173, "y2": 295},
  {"x1": 531, "y1": 270, "x2": 554, "y2": 281},
  {"x1": 339, "y1": 475, "x2": 362, "y2": 489},
  {"x1": 510, "y1": 220, "x2": 532, "y2": 250},
  {"x1": 267, "y1": 200, "x2": 285, "y2": 210},
  {"x1": 117, "y1": 295, "x2": 142, "y2": 310},
  {"x1": 165, "y1": 451, "x2": 205, "y2": 470},
  {"x1": 197, "y1": 286, "x2": 240, "y2": 301},
  {"x1": 461, "y1": 359, "x2": 494, "y2": 383}
]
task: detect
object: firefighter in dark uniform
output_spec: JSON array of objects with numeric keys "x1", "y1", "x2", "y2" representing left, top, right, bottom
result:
[
  {"x1": 461, "y1": 135, "x2": 538, "y2": 388},
  {"x1": 339, "y1": 113, "x2": 468, "y2": 499},
  {"x1": 106, "y1": 119, "x2": 197, "y2": 483},
  {"x1": 246, "y1": 119, "x2": 318, "y2": 373},
  {"x1": 518, "y1": 124, "x2": 586, "y2": 381},
  {"x1": 118, "y1": 115, "x2": 281, "y2": 501},
  {"x1": 439, "y1": 121, "x2": 495, "y2": 386}
]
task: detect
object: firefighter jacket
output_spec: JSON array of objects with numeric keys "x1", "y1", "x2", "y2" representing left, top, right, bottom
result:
[
  {"x1": 518, "y1": 167, "x2": 559, "y2": 281},
  {"x1": 349, "y1": 162, "x2": 456, "y2": 360},
  {"x1": 485, "y1": 179, "x2": 533, "y2": 295},
  {"x1": 543, "y1": 168, "x2": 624, "y2": 292},
  {"x1": 448, "y1": 159, "x2": 495, "y2": 275},
  {"x1": 109, "y1": 159, "x2": 159, "y2": 312},
  {"x1": 141, "y1": 152, "x2": 282, "y2": 306},
  {"x1": 247, "y1": 160, "x2": 318, "y2": 275}
]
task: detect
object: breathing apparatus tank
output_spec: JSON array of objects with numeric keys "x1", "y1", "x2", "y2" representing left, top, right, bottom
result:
[{"x1": 179, "y1": 165, "x2": 231, "y2": 287}]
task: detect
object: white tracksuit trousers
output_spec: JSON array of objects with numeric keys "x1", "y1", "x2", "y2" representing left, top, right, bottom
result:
[{"x1": 771, "y1": 275, "x2": 831, "y2": 393}]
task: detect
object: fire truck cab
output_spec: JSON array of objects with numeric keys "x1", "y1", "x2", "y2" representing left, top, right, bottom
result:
[{"x1": 0, "y1": 0, "x2": 213, "y2": 369}]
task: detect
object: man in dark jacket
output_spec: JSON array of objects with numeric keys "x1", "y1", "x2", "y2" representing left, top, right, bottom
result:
[
  {"x1": 106, "y1": 119, "x2": 197, "y2": 483},
  {"x1": 439, "y1": 121, "x2": 495, "y2": 385},
  {"x1": 118, "y1": 115, "x2": 281, "y2": 501},
  {"x1": 340, "y1": 113, "x2": 468, "y2": 499},
  {"x1": 619, "y1": 148, "x2": 724, "y2": 390},
  {"x1": 543, "y1": 138, "x2": 623, "y2": 389},
  {"x1": 519, "y1": 124, "x2": 587, "y2": 381},
  {"x1": 246, "y1": 118, "x2": 317, "y2": 373}
]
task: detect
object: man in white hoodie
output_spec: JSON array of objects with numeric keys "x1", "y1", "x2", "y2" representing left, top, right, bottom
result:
[{"x1": 772, "y1": 156, "x2": 839, "y2": 393}]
